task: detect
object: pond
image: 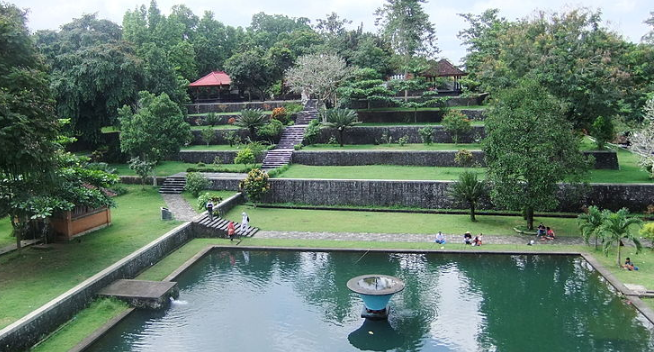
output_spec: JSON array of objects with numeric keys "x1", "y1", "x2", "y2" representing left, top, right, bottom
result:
[{"x1": 88, "y1": 250, "x2": 654, "y2": 351}]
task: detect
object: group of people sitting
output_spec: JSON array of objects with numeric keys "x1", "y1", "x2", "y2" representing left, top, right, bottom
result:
[
  {"x1": 537, "y1": 224, "x2": 556, "y2": 240},
  {"x1": 434, "y1": 231, "x2": 483, "y2": 246}
]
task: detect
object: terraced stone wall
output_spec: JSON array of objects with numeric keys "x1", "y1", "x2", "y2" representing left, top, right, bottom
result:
[{"x1": 311, "y1": 126, "x2": 485, "y2": 145}]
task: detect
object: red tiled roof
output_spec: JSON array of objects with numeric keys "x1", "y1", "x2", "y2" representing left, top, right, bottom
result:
[
  {"x1": 424, "y1": 59, "x2": 467, "y2": 77},
  {"x1": 189, "y1": 71, "x2": 232, "y2": 87}
]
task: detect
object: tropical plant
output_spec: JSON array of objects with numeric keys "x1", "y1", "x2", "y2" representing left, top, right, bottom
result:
[
  {"x1": 225, "y1": 131, "x2": 241, "y2": 147},
  {"x1": 185, "y1": 172, "x2": 210, "y2": 197},
  {"x1": 197, "y1": 193, "x2": 223, "y2": 211},
  {"x1": 201, "y1": 128, "x2": 215, "y2": 146},
  {"x1": 591, "y1": 115, "x2": 614, "y2": 149},
  {"x1": 418, "y1": 126, "x2": 433, "y2": 145},
  {"x1": 442, "y1": 110, "x2": 472, "y2": 144},
  {"x1": 398, "y1": 135, "x2": 409, "y2": 146},
  {"x1": 577, "y1": 205, "x2": 604, "y2": 249},
  {"x1": 257, "y1": 119, "x2": 284, "y2": 143},
  {"x1": 271, "y1": 107, "x2": 288, "y2": 124},
  {"x1": 449, "y1": 171, "x2": 486, "y2": 221},
  {"x1": 234, "y1": 148, "x2": 256, "y2": 165},
  {"x1": 205, "y1": 112, "x2": 220, "y2": 127},
  {"x1": 303, "y1": 119, "x2": 321, "y2": 145},
  {"x1": 128, "y1": 157, "x2": 155, "y2": 188},
  {"x1": 598, "y1": 208, "x2": 643, "y2": 266},
  {"x1": 235, "y1": 109, "x2": 268, "y2": 136},
  {"x1": 320, "y1": 108, "x2": 359, "y2": 147},
  {"x1": 640, "y1": 222, "x2": 654, "y2": 249},
  {"x1": 238, "y1": 168, "x2": 270, "y2": 206}
]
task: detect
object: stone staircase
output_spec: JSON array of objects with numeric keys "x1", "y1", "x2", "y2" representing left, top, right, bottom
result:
[
  {"x1": 261, "y1": 100, "x2": 319, "y2": 170},
  {"x1": 158, "y1": 176, "x2": 186, "y2": 194},
  {"x1": 194, "y1": 214, "x2": 259, "y2": 237}
]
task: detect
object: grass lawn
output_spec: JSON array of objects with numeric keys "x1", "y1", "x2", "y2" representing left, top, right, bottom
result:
[
  {"x1": 302, "y1": 143, "x2": 482, "y2": 151},
  {"x1": 221, "y1": 205, "x2": 580, "y2": 237},
  {"x1": 190, "y1": 125, "x2": 240, "y2": 130},
  {"x1": 181, "y1": 144, "x2": 250, "y2": 151},
  {"x1": 358, "y1": 121, "x2": 485, "y2": 127},
  {"x1": 357, "y1": 105, "x2": 486, "y2": 112},
  {"x1": 181, "y1": 190, "x2": 239, "y2": 212},
  {"x1": 109, "y1": 161, "x2": 197, "y2": 177},
  {"x1": 589, "y1": 147, "x2": 653, "y2": 183},
  {"x1": 0, "y1": 185, "x2": 181, "y2": 330},
  {"x1": 275, "y1": 164, "x2": 483, "y2": 180},
  {"x1": 0, "y1": 217, "x2": 13, "y2": 248}
]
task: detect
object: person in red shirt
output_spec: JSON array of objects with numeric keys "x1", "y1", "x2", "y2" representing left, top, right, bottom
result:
[{"x1": 227, "y1": 221, "x2": 236, "y2": 242}]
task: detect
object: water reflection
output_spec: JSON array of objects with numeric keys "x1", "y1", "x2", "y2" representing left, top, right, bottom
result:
[{"x1": 87, "y1": 251, "x2": 654, "y2": 352}]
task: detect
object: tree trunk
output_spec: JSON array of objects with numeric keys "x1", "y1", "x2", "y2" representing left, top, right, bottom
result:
[
  {"x1": 526, "y1": 207, "x2": 534, "y2": 230},
  {"x1": 470, "y1": 202, "x2": 476, "y2": 222},
  {"x1": 152, "y1": 169, "x2": 157, "y2": 187},
  {"x1": 617, "y1": 241, "x2": 622, "y2": 267}
]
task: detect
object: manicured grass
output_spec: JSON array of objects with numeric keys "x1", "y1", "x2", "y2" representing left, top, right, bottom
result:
[
  {"x1": 222, "y1": 205, "x2": 580, "y2": 237},
  {"x1": 302, "y1": 143, "x2": 482, "y2": 151},
  {"x1": 190, "y1": 125, "x2": 240, "y2": 130},
  {"x1": 188, "y1": 111, "x2": 273, "y2": 117},
  {"x1": 109, "y1": 161, "x2": 197, "y2": 177},
  {"x1": 589, "y1": 147, "x2": 653, "y2": 183},
  {"x1": 0, "y1": 185, "x2": 181, "y2": 330},
  {"x1": 181, "y1": 190, "x2": 239, "y2": 212},
  {"x1": 358, "y1": 121, "x2": 485, "y2": 126},
  {"x1": 181, "y1": 144, "x2": 249, "y2": 151},
  {"x1": 275, "y1": 164, "x2": 482, "y2": 180},
  {"x1": 31, "y1": 298, "x2": 129, "y2": 352},
  {"x1": 0, "y1": 216, "x2": 13, "y2": 248},
  {"x1": 357, "y1": 105, "x2": 486, "y2": 112}
]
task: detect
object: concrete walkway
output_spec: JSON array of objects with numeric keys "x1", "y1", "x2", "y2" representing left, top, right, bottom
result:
[
  {"x1": 161, "y1": 194, "x2": 199, "y2": 222},
  {"x1": 254, "y1": 231, "x2": 586, "y2": 246}
]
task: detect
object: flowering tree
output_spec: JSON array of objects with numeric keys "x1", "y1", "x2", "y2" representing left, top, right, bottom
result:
[
  {"x1": 285, "y1": 53, "x2": 351, "y2": 107},
  {"x1": 238, "y1": 169, "x2": 270, "y2": 206},
  {"x1": 630, "y1": 97, "x2": 654, "y2": 178}
]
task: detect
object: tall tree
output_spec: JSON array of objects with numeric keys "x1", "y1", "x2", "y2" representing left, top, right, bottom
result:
[
  {"x1": 0, "y1": 3, "x2": 60, "y2": 249},
  {"x1": 285, "y1": 53, "x2": 351, "y2": 107},
  {"x1": 630, "y1": 97, "x2": 654, "y2": 178},
  {"x1": 598, "y1": 208, "x2": 643, "y2": 267},
  {"x1": 193, "y1": 11, "x2": 244, "y2": 75},
  {"x1": 374, "y1": 0, "x2": 438, "y2": 64},
  {"x1": 483, "y1": 80, "x2": 589, "y2": 229},
  {"x1": 247, "y1": 12, "x2": 312, "y2": 50},
  {"x1": 642, "y1": 11, "x2": 654, "y2": 44},
  {"x1": 224, "y1": 49, "x2": 274, "y2": 101}
]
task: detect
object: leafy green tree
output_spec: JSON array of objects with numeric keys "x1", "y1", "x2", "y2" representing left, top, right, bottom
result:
[
  {"x1": 236, "y1": 109, "x2": 268, "y2": 137},
  {"x1": 640, "y1": 222, "x2": 654, "y2": 249},
  {"x1": 642, "y1": 11, "x2": 654, "y2": 44},
  {"x1": 238, "y1": 168, "x2": 270, "y2": 206},
  {"x1": 285, "y1": 53, "x2": 351, "y2": 107},
  {"x1": 590, "y1": 115, "x2": 615, "y2": 149},
  {"x1": 201, "y1": 128, "x2": 215, "y2": 146},
  {"x1": 303, "y1": 119, "x2": 322, "y2": 146},
  {"x1": 320, "y1": 109, "x2": 359, "y2": 147},
  {"x1": 577, "y1": 205, "x2": 604, "y2": 249},
  {"x1": 248, "y1": 12, "x2": 312, "y2": 50},
  {"x1": 337, "y1": 68, "x2": 396, "y2": 108},
  {"x1": 374, "y1": 0, "x2": 438, "y2": 63},
  {"x1": 185, "y1": 172, "x2": 210, "y2": 197},
  {"x1": 450, "y1": 171, "x2": 486, "y2": 221},
  {"x1": 225, "y1": 49, "x2": 274, "y2": 100},
  {"x1": 119, "y1": 92, "x2": 192, "y2": 185},
  {"x1": 598, "y1": 208, "x2": 643, "y2": 267},
  {"x1": 194, "y1": 11, "x2": 244, "y2": 75},
  {"x1": 483, "y1": 80, "x2": 589, "y2": 229},
  {"x1": 418, "y1": 126, "x2": 433, "y2": 145},
  {"x1": 128, "y1": 157, "x2": 155, "y2": 188},
  {"x1": 442, "y1": 110, "x2": 472, "y2": 144}
]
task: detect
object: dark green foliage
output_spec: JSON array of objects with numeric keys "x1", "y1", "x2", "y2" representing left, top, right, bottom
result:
[
  {"x1": 442, "y1": 111, "x2": 472, "y2": 144},
  {"x1": 450, "y1": 171, "x2": 487, "y2": 221},
  {"x1": 235, "y1": 109, "x2": 268, "y2": 137},
  {"x1": 483, "y1": 80, "x2": 589, "y2": 229},
  {"x1": 234, "y1": 149, "x2": 256, "y2": 165},
  {"x1": 225, "y1": 49, "x2": 274, "y2": 101},
  {"x1": 418, "y1": 126, "x2": 433, "y2": 145},
  {"x1": 454, "y1": 149, "x2": 475, "y2": 167},
  {"x1": 238, "y1": 168, "x2": 270, "y2": 205},
  {"x1": 374, "y1": 0, "x2": 438, "y2": 60},
  {"x1": 225, "y1": 131, "x2": 242, "y2": 147},
  {"x1": 257, "y1": 119, "x2": 284, "y2": 143},
  {"x1": 598, "y1": 208, "x2": 643, "y2": 266},
  {"x1": 319, "y1": 109, "x2": 359, "y2": 147},
  {"x1": 184, "y1": 172, "x2": 210, "y2": 197},
  {"x1": 128, "y1": 157, "x2": 155, "y2": 187},
  {"x1": 201, "y1": 128, "x2": 215, "y2": 146},
  {"x1": 591, "y1": 116, "x2": 615, "y2": 149},
  {"x1": 205, "y1": 113, "x2": 220, "y2": 127},
  {"x1": 303, "y1": 119, "x2": 322, "y2": 146}
]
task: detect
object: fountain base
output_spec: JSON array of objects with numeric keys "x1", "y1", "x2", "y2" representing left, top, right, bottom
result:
[{"x1": 361, "y1": 307, "x2": 388, "y2": 320}]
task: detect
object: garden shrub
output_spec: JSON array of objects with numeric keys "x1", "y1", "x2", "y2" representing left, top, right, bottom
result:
[
  {"x1": 328, "y1": 136, "x2": 338, "y2": 145},
  {"x1": 294, "y1": 144, "x2": 303, "y2": 150},
  {"x1": 185, "y1": 172, "x2": 210, "y2": 197},
  {"x1": 442, "y1": 110, "x2": 471, "y2": 144},
  {"x1": 303, "y1": 119, "x2": 321, "y2": 145},
  {"x1": 271, "y1": 107, "x2": 289, "y2": 124},
  {"x1": 201, "y1": 128, "x2": 214, "y2": 146},
  {"x1": 381, "y1": 129, "x2": 392, "y2": 144},
  {"x1": 398, "y1": 135, "x2": 409, "y2": 146},
  {"x1": 239, "y1": 168, "x2": 270, "y2": 205},
  {"x1": 419, "y1": 126, "x2": 434, "y2": 145},
  {"x1": 197, "y1": 192, "x2": 223, "y2": 211},
  {"x1": 284, "y1": 102, "x2": 304, "y2": 116},
  {"x1": 234, "y1": 148, "x2": 256, "y2": 165},
  {"x1": 591, "y1": 115, "x2": 615, "y2": 149},
  {"x1": 205, "y1": 112, "x2": 220, "y2": 127},
  {"x1": 257, "y1": 119, "x2": 284, "y2": 142},
  {"x1": 455, "y1": 149, "x2": 475, "y2": 167}
]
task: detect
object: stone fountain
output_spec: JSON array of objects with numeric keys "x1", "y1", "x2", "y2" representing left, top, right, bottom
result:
[{"x1": 347, "y1": 274, "x2": 405, "y2": 320}]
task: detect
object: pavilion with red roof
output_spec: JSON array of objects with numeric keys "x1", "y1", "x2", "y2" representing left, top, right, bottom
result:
[{"x1": 188, "y1": 71, "x2": 235, "y2": 102}]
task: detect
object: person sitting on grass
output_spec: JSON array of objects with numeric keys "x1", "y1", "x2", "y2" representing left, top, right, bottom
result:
[
  {"x1": 472, "y1": 234, "x2": 483, "y2": 246},
  {"x1": 537, "y1": 224, "x2": 546, "y2": 238},
  {"x1": 435, "y1": 231, "x2": 446, "y2": 244},
  {"x1": 624, "y1": 257, "x2": 639, "y2": 271},
  {"x1": 545, "y1": 227, "x2": 556, "y2": 240},
  {"x1": 464, "y1": 231, "x2": 472, "y2": 245}
]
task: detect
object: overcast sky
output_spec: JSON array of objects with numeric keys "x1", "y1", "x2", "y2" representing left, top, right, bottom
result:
[{"x1": 17, "y1": 0, "x2": 653, "y2": 64}]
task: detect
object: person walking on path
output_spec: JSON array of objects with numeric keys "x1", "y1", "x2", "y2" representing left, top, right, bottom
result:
[
  {"x1": 206, "y1": 200, "x2": 214, "y2": 219},
  {"x1": 227, "y1": 221, "x2": 236, "y2": 241},
  {"x1": 240, "y1": 212, "x2": 250, "y2": 235}
]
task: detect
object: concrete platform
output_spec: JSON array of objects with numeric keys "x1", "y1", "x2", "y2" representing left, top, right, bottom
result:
[{"x1": 98, "y1": 280, "x2": 179, "y2": 309}]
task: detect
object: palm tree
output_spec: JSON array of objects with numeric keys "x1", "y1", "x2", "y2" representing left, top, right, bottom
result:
[
  {"x1": 449, "y1": 171, "x2": 486, "y2": 221},
  {"x1": 598, "y1": 208, "x2": 643, "y2": 267},
  {"x1": 320, "y1": 108, "x2": 359, "y2": 147},
  {"x1": 577, "y1": 205, "x2": 603, "y2": 249},
  {"x1": 236, "y1": 109, "x2": 268, "y2": 137}
]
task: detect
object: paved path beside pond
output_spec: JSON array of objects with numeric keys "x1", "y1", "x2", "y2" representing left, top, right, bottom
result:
[
  {"x1": 162, "y1": 194, "x2": 198, "y2": 222},
  {"x1": 254, "y1": 231, "x2": 586, "y2": 246}
]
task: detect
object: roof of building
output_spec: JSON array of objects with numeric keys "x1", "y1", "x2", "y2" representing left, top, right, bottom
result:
[
  {"x1": 424, "y1": 59, "x2": 467, "y2": 77},
  {"x1": 189, "y1": 71, "x2": 232, "y2": 87}
]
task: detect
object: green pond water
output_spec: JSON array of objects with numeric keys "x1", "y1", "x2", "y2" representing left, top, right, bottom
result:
[{"x1": 88, "y1": 250, "x2": 654, "y2": 351}]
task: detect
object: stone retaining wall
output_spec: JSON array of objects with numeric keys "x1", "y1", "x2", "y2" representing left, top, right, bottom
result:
[
  {"x1": 190, "y1": 129, "x2": 251, "y2": 145},
  {"x1": 292, "y1": 150, "x2": 485, "y2": 167},
  {"x1": 0, "y1": 223, "x2": 194, "y2": 352},
  {"x1": 119, "y1": 176, "x2": 166, "y2": 186},
  {"x1": 187, "y1": 100, "x2": 300, "y2": 114},
  {"x1": 311, "y1": 126, "x2": 485, "y2": 145},
  {"x1": 261, "y1": 179, "x2": 654, "y2": 213},
  {"x1": 209, "y1": 178, "x2": 242, "y2": 191},
  {"x1": 356, "y1": 109, "x2": 485, "y2": 123},
  {"x1": 291, "y1": 150, "x2": 618, "y2": 169},
  {"x1": 178, "y1": 150, "x2": 266, "y2": 164}
]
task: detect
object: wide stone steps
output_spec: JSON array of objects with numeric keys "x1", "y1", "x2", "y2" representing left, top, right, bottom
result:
[
  {"x1": 159, "y1": 177, "x2": 186, "y2": 194},
  {"x1": 195, "y1": 214, "x2": 259, "y2": 237}
]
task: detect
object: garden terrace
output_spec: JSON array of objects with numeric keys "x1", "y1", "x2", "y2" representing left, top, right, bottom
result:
[
  {"x1": 355, "y1": 108, "x2": 485, "y2": 123},
  {"x1": 312, "y1": 125, "x2": 485, "y2": 145},
  {"x1": 186, "y1": 100, "x2": 299, "y2": 114}
]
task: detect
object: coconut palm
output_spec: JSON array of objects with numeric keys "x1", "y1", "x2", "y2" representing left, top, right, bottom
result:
[
  {"x1": 236, "y1": 109, "x2": 268, "y2": 137},
  {"x1": 577, "y1": 205, "x2": 603, "y2": 249},
  {"x1": 598, "y1": 208, "x2": 643, "y2": 267},
  {"x1": 449, "y1": 171, "x2": 486, "y2": 221},
  {"x1": 320, "y1": 108, "x2": 359, "y2": 147}
]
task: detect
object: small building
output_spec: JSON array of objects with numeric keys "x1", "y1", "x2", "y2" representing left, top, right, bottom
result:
[
  {"x1": 188, "y1": 71, "x2": 237, "y2": 102},
  {"x1": 51, "y1": 205, "x2": 112, "y2": 240},
  {"x1": 421, "y1": 59, "x2": 467, "y2": 92}
]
